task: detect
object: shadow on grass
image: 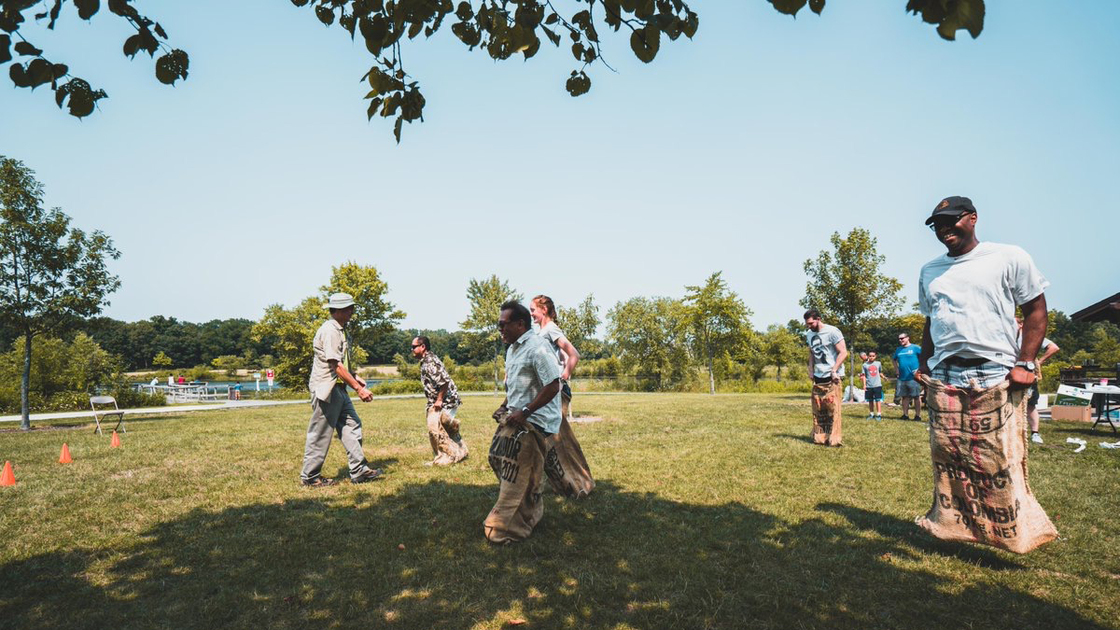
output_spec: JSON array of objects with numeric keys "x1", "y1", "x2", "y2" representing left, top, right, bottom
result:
[{"x1": 0, "y1": 481, "x2": 1107, "y2": 630}]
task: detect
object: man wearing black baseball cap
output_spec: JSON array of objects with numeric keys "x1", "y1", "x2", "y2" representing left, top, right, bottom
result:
[{"x1": 915, "y1": 196, "x2": 1049, "y2": 393}]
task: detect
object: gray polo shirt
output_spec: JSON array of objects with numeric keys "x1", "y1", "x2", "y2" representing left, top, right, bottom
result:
[
  {"x1": 309, "y1": 318, "x2": 349, "y2": 402},
  {"x1": 505, "y1": 329, "x2": 562, "y2": 434}
]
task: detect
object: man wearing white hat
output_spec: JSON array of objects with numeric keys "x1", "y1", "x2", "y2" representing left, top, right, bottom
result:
[{"x1": 300, "y1": 292, "x2": 383, "y2": 486}]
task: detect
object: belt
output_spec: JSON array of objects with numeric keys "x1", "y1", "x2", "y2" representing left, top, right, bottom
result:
[{"x1": 942, "y1": 355, "x2": 990, "y2": 368}]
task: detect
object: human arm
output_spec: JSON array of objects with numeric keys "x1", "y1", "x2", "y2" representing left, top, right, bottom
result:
[
  {"x1": 329, "y1": 360, "x2": 372, "y2": 402},
  {"x1": 1037, "y1": 339, "x2": 1060, "y2": 365},
  {"x1": 433, "y1": 382, "x2": 449, "y2": 411},
  {"x1": 556, "y1": 336, "x2": 580, "y2": 381},
  {"x1": 831, "y1": 339, "x2": 848, "y2": 382},
  {"x1": 1009, "y1": 294, "x2": 1047, "y2": 389}
]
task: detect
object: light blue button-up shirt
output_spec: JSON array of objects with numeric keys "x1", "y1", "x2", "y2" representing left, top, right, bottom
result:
[{"x1": 505, "y1": 330, "x2": 562, "y2": 434}]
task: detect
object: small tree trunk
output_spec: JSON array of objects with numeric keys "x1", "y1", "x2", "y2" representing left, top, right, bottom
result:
[
  {"x1": 20, "y1": 334, "x2": 32, "y2": 430},
  {"x1": 493, "y1": 342, "x2": 500, "y2": 391},
  {"x1": 707, "y1": 349, "x2": 715, "y2": 395},
  {"x1": 776, "y1": 364, "x2": 783, "y2": 382}
]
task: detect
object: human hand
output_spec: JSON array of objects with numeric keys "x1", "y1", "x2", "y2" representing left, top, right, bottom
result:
[
  {"x1": 492, "y1": 405, "x2": 508, "y2": 422},
  {"x1": 1007, "y1": 366, "x2": 1037, "y2": 390},
  {"x1": 433, "y1": 401, "x2": 443, "y2": 412},
  {"x1": 506, "y1": 407, "x2": 529, "y2": 428},
  {"x1": 358, "y1": 387, "x2": 373, "y2": 402}
]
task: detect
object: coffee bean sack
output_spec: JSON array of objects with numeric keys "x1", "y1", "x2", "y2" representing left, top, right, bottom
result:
[
  {"x1": 484, "y1": 411, "x2": 546, "y2": 543},
  {"x1": 426, "y1": 407, "x2": 468, "y2": 465},
  {"x1": 543, "y1": 416, "x2": 595, "y2": 499},
  {"x1": 811, "y1": 381, "x2": 843, "y2": 446},
  {"x1": 916, "y1": 376, "x2": 1058, "y2": 554}
]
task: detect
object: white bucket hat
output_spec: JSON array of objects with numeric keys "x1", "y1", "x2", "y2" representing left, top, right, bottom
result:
[{"x1": 325, "y1": 292, "x2": 355, "y2": 309}]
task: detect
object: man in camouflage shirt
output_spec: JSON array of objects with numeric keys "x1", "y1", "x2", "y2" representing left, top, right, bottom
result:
[{"x1": 411, "y1": 336, "x2": 468, "y2": 465}]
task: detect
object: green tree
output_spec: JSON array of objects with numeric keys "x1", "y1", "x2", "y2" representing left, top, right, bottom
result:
[
  {"x1": 607, "y1": 296, "x2": 691, "y2": 391},
  {"x1": 556, "y1": 293, "x2": 602, "y2": 358},
  {"x1": 460, "y1": 275, "x2": 522, "y2": 389},
  {"x1": 152, "y1": 350, "x2": 172, "y2": 369},
  {"x1": 801, "y1": 228, "x2": 904, "y2": 347},
  {"x1": 319, "y1": 261, "x2": 406, "y2": 355},
  {"x1": 210, "y1": 354, "x2": 246, "y2": 376},
  {"x1": 0, "y1": 157, "x2": 121, "y2": 429},
  {"x1": 1, "y1": 0, "x2": 984, "y2": 140},
  {"x1": 760, "y1": 324, "x2": 803, "y2": 382},
  {"x1": 251, "y1": 297, "x2": 325, "y2": 389},
  {"x1": 683, "y1": 272, "x2": 753, "y2": 394}
]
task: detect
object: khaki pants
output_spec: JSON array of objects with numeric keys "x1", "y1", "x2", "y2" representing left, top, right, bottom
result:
[
  {"x1": 811, "y1": 380, "x2": 843, "y2": 446},
  {"x1": 301, "y1": 385, "x2": 373, "y2": 482},
  {"x1": 426, "y1": 406, "x2": 468, "y2": 465}
]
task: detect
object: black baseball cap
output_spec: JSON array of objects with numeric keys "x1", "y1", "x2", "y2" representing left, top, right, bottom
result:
[{"x1": 925, "y1": 196, "x2": 976, "y2": 225}]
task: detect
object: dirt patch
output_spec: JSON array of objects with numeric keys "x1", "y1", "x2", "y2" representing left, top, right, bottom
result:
[{"x1": 570, "y1": 416, "x2": 604, "y2": 424}]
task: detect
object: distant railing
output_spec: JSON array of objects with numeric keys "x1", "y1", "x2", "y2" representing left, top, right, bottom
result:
[{"x1": 134, "y1": 382, "x2": 230, "y2": 403}]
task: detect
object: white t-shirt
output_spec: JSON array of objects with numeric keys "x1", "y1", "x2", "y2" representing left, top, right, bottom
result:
[
  {"x1": 536, "y1": 321, "x2": 567, "y2": 370},
  {"x1": 805, "y1": 323, "x2": 845, "y2": 378},
  {"x1": 919, "y1": 242, "x2": 1049, "y2": 370}
]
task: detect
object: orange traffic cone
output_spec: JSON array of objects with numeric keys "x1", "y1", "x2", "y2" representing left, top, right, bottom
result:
[
  {"x1": 110, "y1": 431, "x2": 121, "y2": 448},
  {"x1": 1, "y1": 461, "x2": 15, "y2": 487},
  {"x1": 59, "y1": 443, "x2": 72, "y2": 464}
]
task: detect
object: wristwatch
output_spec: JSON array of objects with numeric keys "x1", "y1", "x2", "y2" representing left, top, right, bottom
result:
[
  {"x1": 1014, "y1": 361, "x2": 1036, "y2": 372},
  {"x1": 522, "y1": 406, "x2": 532, "y2": 416}
]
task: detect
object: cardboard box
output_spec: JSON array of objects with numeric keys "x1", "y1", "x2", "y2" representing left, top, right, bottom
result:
[
  {"x1": 1051, "y1": 405, "x2": 1092, "y2": 423},
  {"x1": 1053, "y1": 384, "x2": 1093, "y2": 407}
]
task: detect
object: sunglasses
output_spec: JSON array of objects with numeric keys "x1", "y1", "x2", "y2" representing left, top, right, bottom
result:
[
  {"x1": 928, "y1": 211, "x2": 973, "y2": 231},
  {"x1": 410, "y1": 344, "x2": 423, "y2": 349}
]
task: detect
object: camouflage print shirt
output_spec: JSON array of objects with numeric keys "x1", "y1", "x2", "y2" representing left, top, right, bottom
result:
[{"x1": 420, "y1": 352, "x2": 461, "y2": 409}]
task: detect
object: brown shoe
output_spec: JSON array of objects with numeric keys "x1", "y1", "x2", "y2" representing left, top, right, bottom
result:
[
  {"x1": 301, "y1": 476, "x2": 339, "y2": 488},
  {"x1": 351, "y1": 468, "x2": 384, "y2": 484}
]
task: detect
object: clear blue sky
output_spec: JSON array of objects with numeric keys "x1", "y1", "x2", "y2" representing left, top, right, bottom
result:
[{"x1": 2, "y1": 0, "x2": 1117, "y2": 333}]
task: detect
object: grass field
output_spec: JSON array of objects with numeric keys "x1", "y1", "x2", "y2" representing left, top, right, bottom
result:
[{"x1": 1, "y1": 393, "x2": 1117, "y2": 630}]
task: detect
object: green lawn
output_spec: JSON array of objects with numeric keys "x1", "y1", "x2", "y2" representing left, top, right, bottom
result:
[{"x1": 1, "y1": 394, "x2": 1117, "y2": 630}]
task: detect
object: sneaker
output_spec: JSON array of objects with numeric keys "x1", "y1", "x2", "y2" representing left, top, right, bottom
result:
[
  {"x1": 1031, "y1": 432, "x2": 1043, "y2": 444},
  {"x1": 875, "y1": 415, "x2": 882, "y2": 421},
  {"x1": 351, "y1": 468, "x2": 384, "y2": 484},
  {"x1": 866, "y1": 414, "x2": 875, "y2": 420},
  {"x1": 301, "y1": 477, "x2": 338, "y2": 488},
  {"x1": 901, "y1": 415, "x2": 910, "y2": 421},
  {"x1": 914, "y1": 415, "x2": 922, "y2": 422}
]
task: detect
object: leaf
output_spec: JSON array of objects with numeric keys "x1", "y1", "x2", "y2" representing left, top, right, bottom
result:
[
  {"x1": 629, "y1": 26, "x2": 659, "y2": 63},
  {"x1": 393, "y1": 117, "x2": 403, "y2": 143},
  {"x1": 0, "y1": 35, "x2": 10, "y2": 64},
  {"x1": 26, "y1": 58, "x2": 53, "y2": 88},
  {"x1": 682, "y1": 11, "x2": 698, "y2": 38},
  {"x1": 75, "y1": 0, "x2": 100, "y2": 19},
  {"x1": 541, "y1": 25, "x2": 560, "y2": 46},
  {"x1": 565, "y1": 70, "x2": 591, "y2": 97},
  {"x1": 9, "y1": 63, "x2": 29, "y2": 88},
  {"x1": 545, "y1": 12, "x2": 559, "y2": 25},
  {"x1": 408, "y1": 20, "x2": 424, "y2": 39},
  {"x1": 154, "y1": 22, "x2": 167, "y2": 39},
  {"x1": 14, "y1": 41, "x2": 43, "y2": 57},
  {"x1": 768, "y1": 0, "x2": 807, "y2": 17},
  {"x1": 122, "y1": 34, "x2": 141, "y2": 58},
  {"x1": 360, "y1": 16, "x2": 389, "y2": 55},
  {"x1": 154, "y1": 49, "x2": 189, "y2": 85},
  {"x1": 316, "y1": 5, "x2": 335, "y2": 26},
  {"x1": 809, "y1": 0, "x2": 825, "y2": 15}
]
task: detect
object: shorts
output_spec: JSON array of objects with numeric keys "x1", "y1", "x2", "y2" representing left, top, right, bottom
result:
[
  {"x1": 897, "y1": 379, "x2": 922, "y2": 398},
  {"x1": 865, "y1": 386, "x2": 883, "y2": 402},
  {"x1": 931, "y1": 360, "x2": 1009, "y2": 390},
  {"x1": 1028, "y1": 384, "x2": 1040, "y2": 408}
]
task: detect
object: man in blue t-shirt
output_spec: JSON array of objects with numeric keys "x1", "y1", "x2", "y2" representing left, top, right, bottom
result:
[{"x1": 892, "y1": 332, "x2": 923, "y2": 420}]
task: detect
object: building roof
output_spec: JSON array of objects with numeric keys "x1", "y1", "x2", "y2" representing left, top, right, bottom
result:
[{"x1": 1071, "y1": 291, "x2": 1120, "y2": 324}]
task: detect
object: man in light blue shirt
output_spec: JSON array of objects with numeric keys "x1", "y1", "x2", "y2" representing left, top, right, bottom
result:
[{"x1": 494, "y1": 301, "x2": 562, "y2": 436}]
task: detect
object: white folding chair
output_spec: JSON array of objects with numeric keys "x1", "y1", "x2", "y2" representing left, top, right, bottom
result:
[{"x1": 90, "y1": 395, "x2": 125, "y2": 435}]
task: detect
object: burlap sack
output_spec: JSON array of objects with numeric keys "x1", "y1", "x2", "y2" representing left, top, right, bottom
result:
[
  {"x1": 811, "y1": 381, "x2": 843, "y2": 446},
  {"x1": 915, "y1": 375, "x2": 1058, "y2": 554},
  {"x1": 484, "y1": 412, "x2": 546, "y2": 543},
  {"x1": 543, "y1": 416, "x2": 595, "y2": 498},
  {"x1": 426, "y1": 407, "x2": 468, "y2": 465}
]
